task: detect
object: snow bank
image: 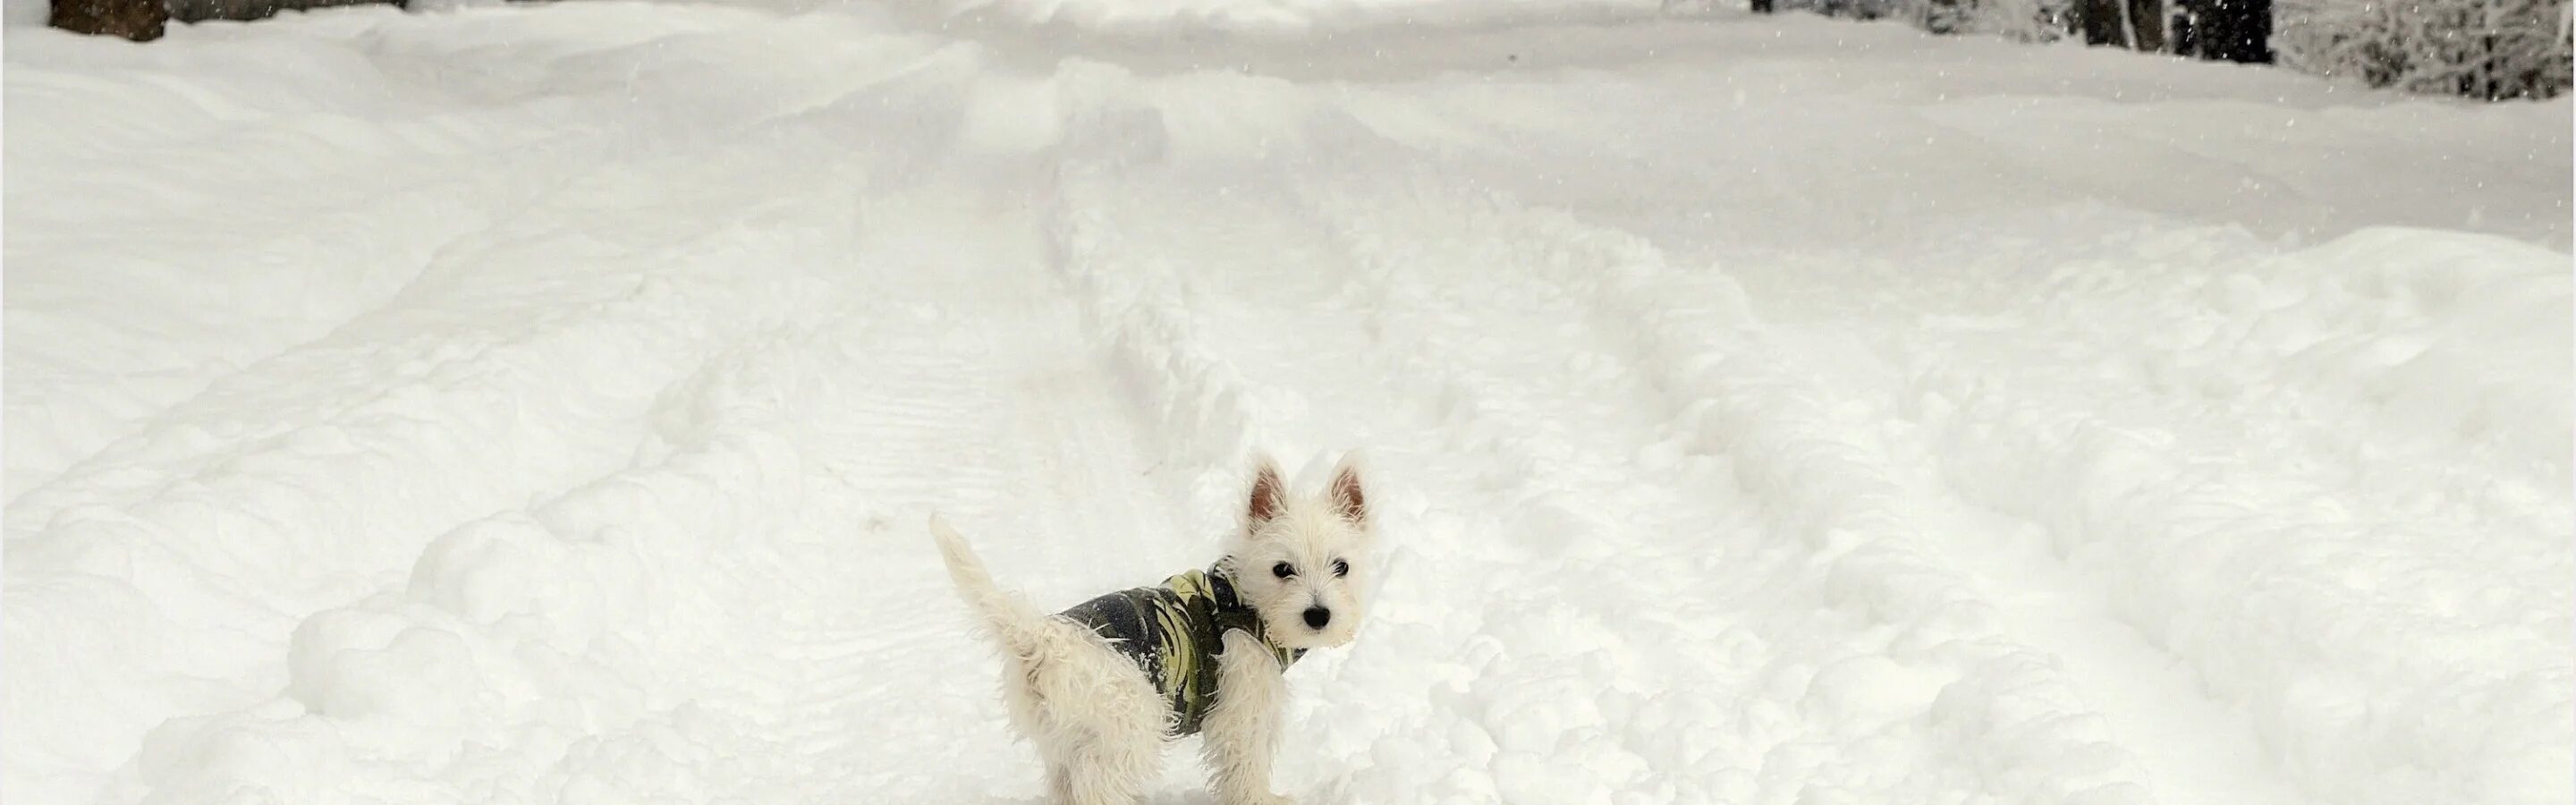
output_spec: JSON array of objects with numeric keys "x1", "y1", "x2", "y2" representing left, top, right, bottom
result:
[
  {"x1": 4, "y1": 9, "x2": 890, "y2": 802},
  {"x1": 2, "y1": 20, "x2": 487, "y2": 502},
  {"x1": 930, "y1": 0, "x2": 1657, "y2": 36},
  {"x1": 1905, "y1": 225, "x2": 2574, "y2": 805},
  {"x1": 123, "y1": 331, "x2": 849, "y2": 804}
]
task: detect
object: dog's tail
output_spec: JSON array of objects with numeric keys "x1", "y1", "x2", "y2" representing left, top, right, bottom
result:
[{"x1": 928, "y1": 513, "x2": 1049, "y2": 653}]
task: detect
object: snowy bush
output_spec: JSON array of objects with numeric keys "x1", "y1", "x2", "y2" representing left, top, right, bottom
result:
[
  {"x1": 2275, "y1": 0, "x2": 2572, "y2": 98},
  {"x1": 1938, "y1": 0, "x2": 2080, "y2": 40},
  {"x1": 1772, "y1": 0, "x2": 2569, "y2": 98},
  {"x1": 1775, "y1": 0, "x2": 1903, "y2": 21},
  {"x1": 1779, "y1": 0, "x2": 2077, "y2": 40}
]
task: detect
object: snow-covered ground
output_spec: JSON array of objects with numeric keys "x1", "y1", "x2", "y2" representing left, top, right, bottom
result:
[{"x1": 5, "y1": 2, "x2": 2571, "y2": 803}]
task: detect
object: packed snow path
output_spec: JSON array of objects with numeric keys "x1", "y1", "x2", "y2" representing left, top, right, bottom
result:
[{"x1": 6, "y1": 4, "x2": 2571, "y2": 804}]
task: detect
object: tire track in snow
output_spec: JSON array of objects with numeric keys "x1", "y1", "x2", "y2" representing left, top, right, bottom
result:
[
  {"x1": 1409, "y1": 182, "x2": 2337, "y2": 805},
  {"x1": 1, "y1": 227, "x2": 855, "y2": 805},
  {"x1": 1004, "y1": 72, "x2": 2199, "y2": 802},
  {"x1": 0, "y1": 18, "x2": 757, "y2": 504},
  {"x1": 1241, "y1": 163, "x2": 1792, "y2": 803},
  {"x1": 1705, "y1": 219, "x2": 2570, "y2": 805},
  {"x1": 0, "y1": 81, "x2": 902, "y2": 805},
  {"x1": 1308, "y1": 228, "x2": 1773, "y2": 803},
  {"x1": 1489, "y1": 171, "x2": 2565, "y2": 804},
  {"x1": 1016, "y1": 87, "x2": 1600, "y2": 801},
  {"x1": 1869, "y1": 233, "x2": 2575, "y2": 805},
  {"x1": 0, "y1": 23, "x2": 988, "y2": 797},
  {"x1": 701, "y1": 119, "x2": 1264, "y2": 798},
  {"x1": 97, "y1": 318, "x2": 870, "y2": 803},
  {"x1": 1035, "y1": 76, "x2": 1290, "y2": 538},
  {"x1": 1476, "y1": 217, "x2": 2198, "y2": 805},
  {"x1": 1270, "y1": 130, "x2": 2239, "y2": 804},
  {"x1": 0, "y1": 123, "x2": 502, "y2": 504},
  {"x1": 1036, "y1": 148, "x2": 1557, "y2": 802},
  {"x1": 86, "y1": 166, "x2": 1162, "y2": 801}
]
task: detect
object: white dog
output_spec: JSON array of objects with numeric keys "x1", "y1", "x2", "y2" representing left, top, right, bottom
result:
[{"x1": 930, "y1": 453, "x2": 1375, "y2": 805}]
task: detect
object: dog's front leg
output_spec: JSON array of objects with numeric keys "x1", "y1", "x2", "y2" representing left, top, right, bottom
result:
[{"x1": 1201, "y1": 630, "x2": 1292, "y2": 805}]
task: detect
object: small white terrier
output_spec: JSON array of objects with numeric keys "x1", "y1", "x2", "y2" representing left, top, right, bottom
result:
[{"x1": 930, "y1": 453, "x2": 1376, "y2": 805}]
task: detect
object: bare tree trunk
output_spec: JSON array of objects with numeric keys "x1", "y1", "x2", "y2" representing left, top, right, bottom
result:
[
  {"x1": 51, "y1": 0, "x2": 166, "y2": 40},
  {"x1": 2125, "y1": 0, "x2": 2167, "y2": 49},
  {"x1": 2080, "y1": 0, "x2": 2128, "y2": 44},
  {"x1": 2479, "y1": 0, "x2": 2501, "y2": 98},
  {"x1": 2193, "y1": 0, "x2": 2272, "y2": 61}
]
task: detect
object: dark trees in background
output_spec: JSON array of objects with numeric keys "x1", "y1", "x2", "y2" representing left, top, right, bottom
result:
[
  {"x1": 51, "y1": 0, "x2": 400, "y2": 40},
  {"x1": 2179, "y1": 0, "x2": 2273, "y2": 61},
  {"x1": 169, "y1": 0, "x2": 402, "y2": 21},
  {"x1": 51, "y1": 0, "x2": 165, "y2": 39},
  {"x1": 2082, "y1": 0, "x2": 2251, "y2": 57},
  {"x1": 2124, "y1": 0, "x2": 2165, "y2": 48},
  {"x1": 2077, "y1": 0, "x2": 2125, "y2": 42}
]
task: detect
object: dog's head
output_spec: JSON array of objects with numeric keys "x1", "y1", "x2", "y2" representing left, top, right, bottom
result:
[{"x1": 1220, "y1": 453, "x2": 1377, "y2": 651}]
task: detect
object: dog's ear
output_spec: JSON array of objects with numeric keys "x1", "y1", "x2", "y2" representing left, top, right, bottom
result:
[
  {"x1": 1327, "y1": 454, "x2": 1367, "y2": 526},
  {"x1": 1247, "y1": 456, "x2": 1287, "y2": 527}
]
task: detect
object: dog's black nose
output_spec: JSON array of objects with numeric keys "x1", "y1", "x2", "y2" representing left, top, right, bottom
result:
[{"x1": 1302, "y1": 606, "x2": 1331, "y2": 630}]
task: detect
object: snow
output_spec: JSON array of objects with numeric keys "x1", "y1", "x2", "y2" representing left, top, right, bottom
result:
[{"x1": 4, "y1": 3, "x2": 2570, "y2": 805}]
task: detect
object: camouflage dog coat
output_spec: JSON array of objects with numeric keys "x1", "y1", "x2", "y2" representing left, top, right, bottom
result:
[{"x1": 1057, "y1": 567, "x2": 1306, "y2": 736}]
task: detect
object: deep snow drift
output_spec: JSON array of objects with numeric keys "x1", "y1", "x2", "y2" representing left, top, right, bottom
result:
[{"x1": 4, "y1": 3, "x2": 2570, "y2": 804}]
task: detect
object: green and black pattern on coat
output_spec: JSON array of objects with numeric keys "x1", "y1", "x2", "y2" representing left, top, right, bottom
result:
[{"x1": 1056, "y1": 567, "x2": 1305, "y2": 736}]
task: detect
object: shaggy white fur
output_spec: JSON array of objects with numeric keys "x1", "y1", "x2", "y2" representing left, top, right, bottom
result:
[{"x1": 931, "y1": 453, "x2": 1376, "y2": 805}]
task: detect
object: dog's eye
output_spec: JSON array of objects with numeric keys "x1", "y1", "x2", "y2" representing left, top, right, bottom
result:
[
  {"x1": 1332, "y1": 559, "x2": 1350, "y2": 577},
  {"x1": 1271, "y1": 562, "x2": 1295, "y2": 579}
]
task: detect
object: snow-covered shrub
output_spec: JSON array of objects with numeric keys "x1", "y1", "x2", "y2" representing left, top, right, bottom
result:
[
  {"x1": 1783, "y1": 0, "x2": 2074, "y2": 38},
  {"x1": 1774, "y1": 0, "x2": 2569, "y2": 99},
  {"x1": 1776, "y1": 0, "x2": 1905, "y2": 21},
  {"x1": 2275, "y1": 0, "x2": 2573, "y2": 98},
  {"x1": 1938, "y1": 0, "x2": 2079, "y2": 40}
]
